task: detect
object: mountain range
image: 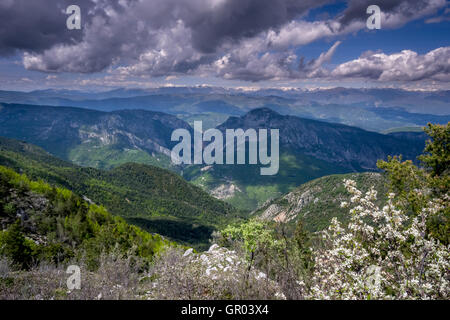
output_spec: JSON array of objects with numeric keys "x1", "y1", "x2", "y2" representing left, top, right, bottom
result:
[
  {"x1": 0, "y1": 87, "x2": 449, "y2": 133},
  {"x1": 0, "y1": 102, "x2": 428, "y2": 211},
  {"x1": 185, "y1": 108, "x2": 427, "y2": 209},
  {"x1": 0, "y1": 103, "x2": 191, "y2": 170}
]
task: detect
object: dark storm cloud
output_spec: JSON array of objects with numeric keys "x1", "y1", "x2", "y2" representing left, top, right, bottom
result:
[
  {"x1": 338, "y1": 0, "x2": 445, "y2": 29},
  {"x1": 339, "y1": 0, "x2": 402, "y2": 26},
  {"x1": 0, "y1": 0, "x2": 94, "y2": 55},
  {"x1": 18, "y1": 0, "x2": 331, "y2": 74},
  {"x1": 186, "y1": 0, "x2": 330, "y2": 53},
  {"x1": 0, "y1": 0, "x2": 328, "y2": 56}
]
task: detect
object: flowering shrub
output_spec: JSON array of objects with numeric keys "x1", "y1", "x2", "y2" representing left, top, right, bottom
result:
[
  {"x1": 0, "y1": 249, "x2": 143, "y2": 300},
  {"x1": 147, "y1": 245, "x2": 283, "y2": 300},
  {"x1": 305, "y1": 179, "x2": 449, "y2": 300}
]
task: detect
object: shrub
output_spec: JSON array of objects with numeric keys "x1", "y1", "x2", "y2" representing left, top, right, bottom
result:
[
  {"x1": 0, "y1": 221, "x2": 36, "y2": 270},
  {"x1": 304, "y1": 180, "x2": 449, "y2": 299},
  {"x1": 147, "y1": 245, "x2": 283, "y2": 300},
  {"x1": 0, "y1": 249, "x2": 145, "y2": 300}
]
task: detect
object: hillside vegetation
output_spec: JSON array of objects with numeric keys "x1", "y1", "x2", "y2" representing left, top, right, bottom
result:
[
  {"x1": 0, "y1": 104, "x2": 429, "y2": 212},
  {"x1": 0, "y1": 137, "x2": 240, "y2": 249},
  {"x1": 0, "y1": 123, "x2": 447, "y2": 300},
  {"x1": 253, "y1": 172, "x2": 389, "y2": 232},
  {"x1": 0, "y1": 165, "x2": 173, "y2": 270}
]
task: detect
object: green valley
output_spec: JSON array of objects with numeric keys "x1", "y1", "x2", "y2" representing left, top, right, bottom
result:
[{"x1": 0, "y1": 137, "x2": 241, "y2": 250}]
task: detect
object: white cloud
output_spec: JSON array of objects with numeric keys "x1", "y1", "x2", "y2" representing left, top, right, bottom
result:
[{"x1": 331, "y1": 47, "x2": 450, "y2": 82}]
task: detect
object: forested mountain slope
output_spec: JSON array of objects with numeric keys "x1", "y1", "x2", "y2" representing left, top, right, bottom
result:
[{"x1": 0, "y1": 137, "x2": 240, "y2": 249}]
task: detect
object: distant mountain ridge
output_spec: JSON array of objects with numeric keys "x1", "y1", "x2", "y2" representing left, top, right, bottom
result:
[
  {"x1": 217, "y1": 108, "x2": 426, "y2": 171},
  {"x1": 0, "y1": 87, "x2": 448, "y2": 133},
  {"x1": 185, "y1": 108, "x2": 427, "y2": 210},
  {"x1": 1, "y1": 86, "x2": 449, "y2": 115},
  {"x1": 0, "y1": 102, "x2": 430, "y2": 211},
  {"x1": 0, "y1": 103, "x2": 191, "y2": 168}
]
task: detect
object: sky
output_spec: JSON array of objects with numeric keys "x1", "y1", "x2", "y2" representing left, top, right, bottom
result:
[{"x1": 0, "y1": 0, "x2": 449, "y2": 91}]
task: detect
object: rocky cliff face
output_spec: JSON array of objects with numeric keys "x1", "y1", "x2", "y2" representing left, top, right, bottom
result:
[
  {"x1": 218, "y1": 108, "x2": 426, "y2": 171},
  {"x1": 0, "y1": 103, "x2": 191, "y2": 161}
]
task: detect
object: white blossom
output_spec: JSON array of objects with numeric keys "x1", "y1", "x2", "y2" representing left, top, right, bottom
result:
[{"x1": 303, "y1": 180, "x2": 449, "y2": 300}]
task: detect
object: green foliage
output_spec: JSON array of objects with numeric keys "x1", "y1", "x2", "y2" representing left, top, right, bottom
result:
[
  {"x1": 3, "y1": 203, "x2": 15, "y2": 215},
  {"x1": 419, "y1": 123, "x2": 450, "y2": 177},
  {"x1": 377, "y1": 156, "x2": 427, "y2": 214},
  {"x1": 377, "y1": 122, "x2": 449, "y2": 245},
  {"x1": 293, "y1": 220, "x2": 313, "y2": 272},
  {"x1": 0, "y1": 221, "x2": 35, "y2": 270},
  {"x1": 0, "y1": 165, "x2": 175, "y2": 270},
  {"x1": 0, "y1": 136, "x2": 242, "y2": 247},
  {"x1": 219, "y1": 218, "x2": 314, "y2": 299},
  {"x1": 221, "y1": 219, "x2": 282, "y2": 259}
]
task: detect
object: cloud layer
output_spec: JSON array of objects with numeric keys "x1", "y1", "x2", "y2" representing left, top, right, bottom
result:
[{"x1": 1, "y1": 0, "x2": 448, "y2": 84}]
